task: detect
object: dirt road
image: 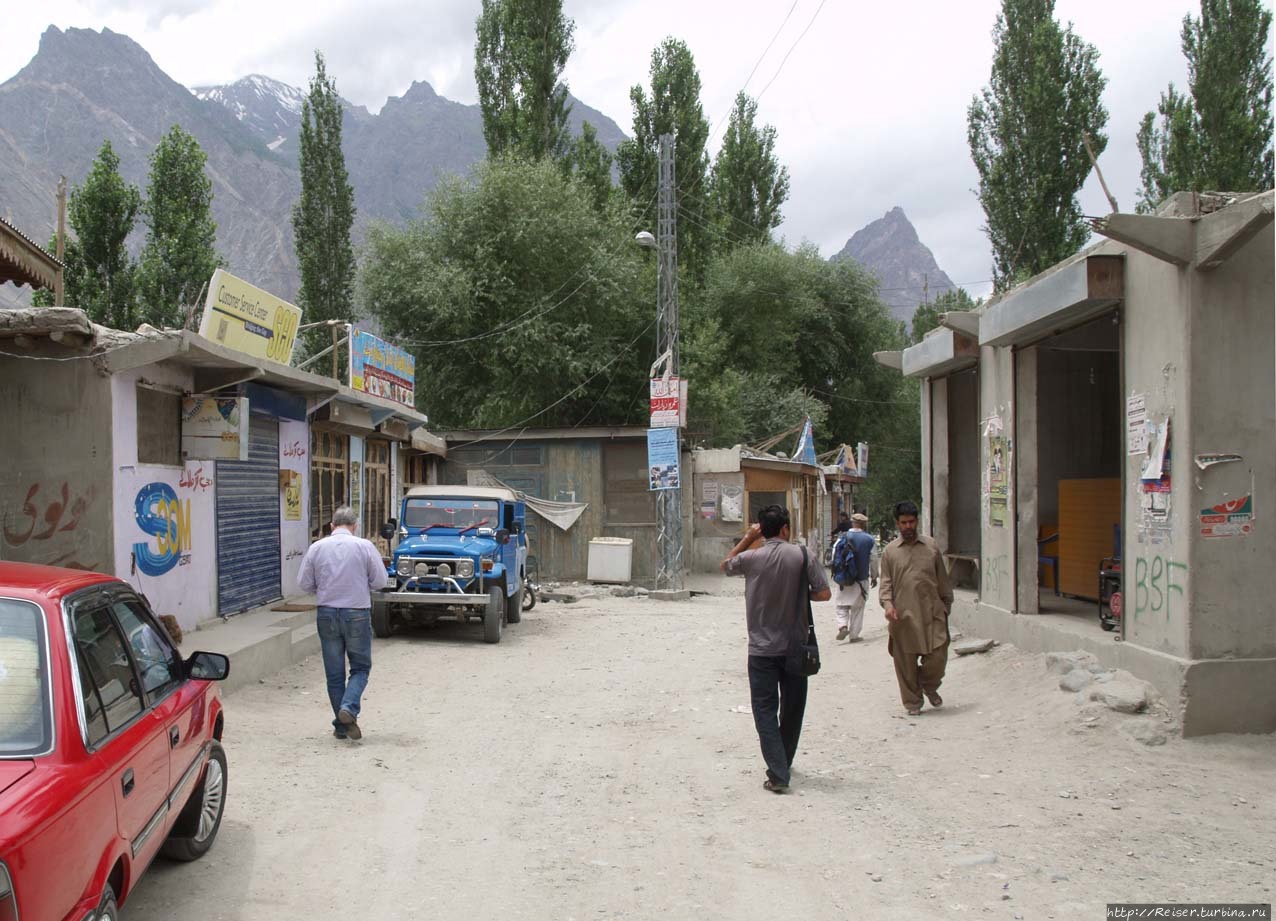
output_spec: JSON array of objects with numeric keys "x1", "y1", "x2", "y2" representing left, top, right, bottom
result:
[{"x1": 126, "y1": 583, "x2": 1275, "y2": 920}]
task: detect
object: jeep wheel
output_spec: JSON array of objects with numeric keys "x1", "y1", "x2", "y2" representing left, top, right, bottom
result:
[
  {"x1": 483, "y1": 587, "x2": 504, "y2": 643},
  {"x1": 372, "y1": 593, "x2": 393, "y2": 638},
  {"x1": 507, "y1": 583, "x2": 523, "y2": 624}
]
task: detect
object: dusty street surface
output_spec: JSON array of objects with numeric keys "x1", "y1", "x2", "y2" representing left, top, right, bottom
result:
[{"x1": 127, "y1": 583, "x2": 1274, "y2": 920}]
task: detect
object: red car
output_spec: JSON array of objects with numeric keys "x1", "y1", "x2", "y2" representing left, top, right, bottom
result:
[{"x1": 0, "y1": 562, "x2": 230, "y2": 921}]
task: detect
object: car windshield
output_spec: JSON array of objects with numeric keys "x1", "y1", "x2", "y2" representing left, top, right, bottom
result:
[
  {"x1": 403, "y1": 499, "x2": 500, "y2": 532},
  {"x1": 0, "y1": 598, "x2": 53, "y2": 757}
]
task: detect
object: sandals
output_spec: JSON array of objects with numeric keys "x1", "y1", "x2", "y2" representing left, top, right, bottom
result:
[
  {"x1": 763, "y1": 779, "x2": 790, "y2": 794},
  {"x1": 906, "y1": 707, "x2": 922, "y2": 716}
]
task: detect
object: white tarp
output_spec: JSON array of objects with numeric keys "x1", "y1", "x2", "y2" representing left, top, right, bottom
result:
[{"x1": 467, "y1": 470, "x2": 589, "y2": 531}]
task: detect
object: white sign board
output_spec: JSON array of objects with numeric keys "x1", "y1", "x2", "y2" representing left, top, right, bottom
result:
[{"x1": 181, "y1": 396, "x2": 249, "y2": 461}]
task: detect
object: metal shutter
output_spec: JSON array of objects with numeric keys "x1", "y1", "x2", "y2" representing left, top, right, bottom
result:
[{"x1": 216, "y1": 415, "x2": 282, "y2": 615}]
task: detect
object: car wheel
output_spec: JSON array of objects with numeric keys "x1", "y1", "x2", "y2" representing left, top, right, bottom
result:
[
  {"x1": 483, "y1": 586, "x2": 504, "y2": 643},
  {"x1": 161, "y1": 742, "x2": 227, "y2": 862},
  {"x1": 98, "y1": 886, "x2": 120, "y2": 921},
  {"x1": 507, "y1": 583, "x2": 523, "y2": 624},
  {"x1": 372, "y1": 593, "x2": 393, "y2": 638}
]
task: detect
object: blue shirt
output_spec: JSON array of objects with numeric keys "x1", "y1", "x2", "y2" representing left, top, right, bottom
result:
[
  {"x1": 838, "y1": 529, "x2": 876, "y2": 585},
  {"x1": 297, "y1": 528, "x2": 389, "y2": 609}
]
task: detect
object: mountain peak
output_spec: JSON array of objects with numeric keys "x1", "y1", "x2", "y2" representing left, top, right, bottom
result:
[{"x1": 831, "y1": 208, "x2": 955, "y2": 321}]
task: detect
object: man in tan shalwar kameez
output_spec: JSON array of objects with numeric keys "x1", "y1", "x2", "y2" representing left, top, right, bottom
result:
[{"x1": 878, "y1": 500, "x2": 953, "y2": 716}]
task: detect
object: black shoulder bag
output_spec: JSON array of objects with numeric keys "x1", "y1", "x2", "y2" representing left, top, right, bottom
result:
[{"x1": 787, "y1": 546, "x2": 821, "y2": 677}]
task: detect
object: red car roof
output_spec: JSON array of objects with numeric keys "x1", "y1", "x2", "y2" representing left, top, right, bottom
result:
[{"x1": 0, "y1": 561, "x2": 120, "y2": 601}]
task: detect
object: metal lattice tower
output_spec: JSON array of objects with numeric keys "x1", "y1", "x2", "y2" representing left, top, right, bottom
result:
[{"x1": 655, "y1": 133, "x2": 683, "y2": 592}]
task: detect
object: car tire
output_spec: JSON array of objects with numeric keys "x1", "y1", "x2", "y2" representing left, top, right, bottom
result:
[
  {"x1": 372, "y1": 593, "x2": 393, "y2": 638},
  {"x1": 161, "y1": 742, "x2": 227, "y2": 862},
  {"x1": 507, "y1": 582, "x2": 523, "y2": 624},
  {"x1": 98, "y1": 886, "x2": 120, "y2": 921},
  {"x1": 483, "y1": 586, "x2": 504, "y2": 643}
]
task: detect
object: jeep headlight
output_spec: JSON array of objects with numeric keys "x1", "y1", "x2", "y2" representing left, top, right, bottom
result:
[
  {"x1": 396, "y1": 558, "x2": 412, "y2": 577},
  {"x1": 456, "y1": 559, "x2": 475, "y2": 578}
]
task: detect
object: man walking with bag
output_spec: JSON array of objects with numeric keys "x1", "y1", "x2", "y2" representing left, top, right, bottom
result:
[
  {"x1": 878, "y1": 500, "x2": 953, "y2": 716},
  {"x1": 832, "y1": 512, "x2": 878, "y2": 643},
  {"x1": 722, "y1": 505, "x2": 832, "y2": 793},
  {"x1": 298, "y1": 506, "x2": 389, "y2": 740}
]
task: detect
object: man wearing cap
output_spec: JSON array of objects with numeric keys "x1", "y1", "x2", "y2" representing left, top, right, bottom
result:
[{"x1": 833, "y1": 512, "x2": 877, "y2": 642}]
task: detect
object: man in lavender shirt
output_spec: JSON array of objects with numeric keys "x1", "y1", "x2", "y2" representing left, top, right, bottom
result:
[{"x1": 298, "y1": 506, "x2": 389, "y2": 740}]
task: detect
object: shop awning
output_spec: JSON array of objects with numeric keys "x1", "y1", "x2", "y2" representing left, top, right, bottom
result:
[
  {"x1": 901, "y1": 327, "x2": 979, "y2": 379},
  {"x1": 0, "y1": 218, "x2": 61, "y2": 290},
  {"x1": 979, "y1": 253, "x2": 1124, "y2": 348}
]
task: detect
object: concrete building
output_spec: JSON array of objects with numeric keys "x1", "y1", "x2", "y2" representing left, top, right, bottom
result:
[
  {"x1": 0, "y1": 312, "x2": 435, "y2": 631},
  {"x1": 436, "y1": 426, "x2": 667, "y2": 583},
  {"x1": 877, "y1": 191, "x2": 1274, "y2": 736}
]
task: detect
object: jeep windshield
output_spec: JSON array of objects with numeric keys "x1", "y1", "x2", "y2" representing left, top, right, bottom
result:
[{"x1": 403, "y1": 499, "x2": 499, "y2": 532}]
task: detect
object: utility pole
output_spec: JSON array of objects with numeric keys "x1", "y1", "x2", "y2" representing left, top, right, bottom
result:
[
  {"x1": 655, "y1": 132, "x2": 684, "y2": 594},
  {"x1": 55, "y1": 177, "x2": 66, "y2": 307}
]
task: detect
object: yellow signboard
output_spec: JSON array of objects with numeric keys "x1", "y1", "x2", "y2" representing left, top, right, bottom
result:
[{"x1": 199, "y1": 269, "x2": 302, "y2": 364}]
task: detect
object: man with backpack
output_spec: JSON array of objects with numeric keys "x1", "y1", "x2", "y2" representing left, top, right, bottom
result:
[{"x1": 831, "y1": 512, "x2": 877, "y2": 642}]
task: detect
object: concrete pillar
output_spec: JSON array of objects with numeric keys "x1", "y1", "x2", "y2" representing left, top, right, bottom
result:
[
  {"x1": 1015, "y1": 346, "x2": 1039, "y2": 614},
  {"x1": 930, "y1": 376, "x2": 950, "y2": 549},
  {"x1": 920, "y1": 378, "x2": 933, "y2": 536}
]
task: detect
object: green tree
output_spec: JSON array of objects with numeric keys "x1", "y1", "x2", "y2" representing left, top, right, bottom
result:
[
  {"x1": 968, "y1": 0, "x2": 1108, "y2": 290},
  {"x1": 137, "y1": 125, "x2": 222, "y2": 328},
  {"x1": 909, "y1": 287, "x2": 978, "y2": 344},
  {"x1": 48, "y1": 141, "x2": 141, "y2": 328},
  {"x1": 708, "y1": 92, "x2": 790, "y2": 244},
  {"x1": 1136, "y1": 0, "x2": 1273, "y2": 211},
  {"x1": 562, "y1": 121, "x2": 613, "y2": 211},
  {"x1": 615, "y1": 38, "x2": 712, "y2": 279},
  {"x1": 360, "y1": 158, "x2": 653, "y2": 427},
  {"x1": 474, "y1": 0, "x2": 576, "y2": 160},
  {"x1": 293, "y1": 51, "x2": 357, "y2": 363}
]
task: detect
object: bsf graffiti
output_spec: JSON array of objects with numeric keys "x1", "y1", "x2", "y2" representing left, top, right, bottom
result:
[
  {"x1": 1133, "y1": 555, "x2": 1187, "y2": 621},
  {"x1": 133, "y1": 482, "x2": 192, "y2": 576}
]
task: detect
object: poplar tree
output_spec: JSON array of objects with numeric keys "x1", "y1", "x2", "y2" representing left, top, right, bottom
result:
[
  {"x1": 137, "y1": 125, "x2": 222, "y2": 328},
  {"x1": 708, "y1": 92, "x2": 790, "y2": 244},
  {"x1": 616, "y1": 38, "x2": 712, "y2": 279},
  {"x1": 1136, "y1": 0, "x2": 1273, "y2": 211},
  {"x1": 44, "y1": 140, "x2": 141, "y2": 328},
  {"x1": 474, "y1": 0, "x2": 576, "y2": 160},
  {"x1": 967, "y1": 0, "x2": 1108, "y2": 290},
  {"x1": 293, "y1": 51, "x2": 356, "y2": 361},
  {"x1": 562, "y1": 121, "x2": 614, "y2": 211}
]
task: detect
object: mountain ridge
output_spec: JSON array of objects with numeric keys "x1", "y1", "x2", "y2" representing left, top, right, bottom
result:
[{"x1": 831, "y1": 206, "x2": 957, "y2": 324}]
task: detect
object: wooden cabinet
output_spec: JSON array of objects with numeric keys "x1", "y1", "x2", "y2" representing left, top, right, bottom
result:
[{"x1": 1057, "y1": 478, "x2": 1121, "y2": 599}]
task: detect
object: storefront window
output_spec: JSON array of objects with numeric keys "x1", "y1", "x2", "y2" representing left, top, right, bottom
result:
[{"x1": 310, "y1": 430, "x2": 349, "y2": 539}]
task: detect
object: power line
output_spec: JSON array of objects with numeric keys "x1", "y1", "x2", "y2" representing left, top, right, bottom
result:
[{"x1": 755, "y1": 0, "x2": 828, "y2": 103}]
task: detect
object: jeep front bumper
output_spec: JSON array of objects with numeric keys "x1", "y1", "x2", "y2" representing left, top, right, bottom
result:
[{"x1": 380, "y1": 590, "x2": 490, "y2": 605}]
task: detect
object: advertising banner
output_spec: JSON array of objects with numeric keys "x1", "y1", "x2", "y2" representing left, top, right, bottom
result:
[
  {"x1": 181, "y1": 396, "x2": 248, "y2": 461},
  {"x1": 350, "y1": 328, "x2": 416, "y2": 406},
  {"x1": 650, "y1": 376, "x2": 682, "y2": 427},
  {"x1": 646, "y1": 427, "x2": 680, "y2": 491},
  {"x1": 199, "y1": 269, "x2": 301, "y2": 364}
]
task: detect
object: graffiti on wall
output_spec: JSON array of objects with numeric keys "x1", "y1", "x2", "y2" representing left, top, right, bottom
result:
[
  {"x1": 132, "y1": 482, "x2": 193, "y2": 576},
  {"x1": 983, "y1": 553, "x2": 1010, "y2": 599},
  {"x1": 1132, "y1": 554, "x2": 1187, "y2": 622},
  {"x1": 2, "y1": 482, "x2": 100, "y2": 569}
]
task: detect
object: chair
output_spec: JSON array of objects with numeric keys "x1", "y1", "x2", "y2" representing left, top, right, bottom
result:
[{"x1": 1038, "y1": 531, "x2": 1060, "y2": 596}]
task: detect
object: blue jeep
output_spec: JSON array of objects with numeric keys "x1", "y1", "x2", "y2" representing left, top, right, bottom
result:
[{"x1": 373, "y1": 486, "x2": 528, "y2": 643}]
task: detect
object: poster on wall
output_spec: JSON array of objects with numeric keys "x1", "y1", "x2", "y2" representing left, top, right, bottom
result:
[
  {"x1": 181, "y1": 396, "x2": 248, "y2": 461},
  {"x1": 1126, "y1": 393, "x2": 1147, "y2": 455},
  {"x1": 720, "y1": 485, "x2": 743, "y2": 522},
  {"x1": 1140, "y1": 419, "x2": 1172, "y2": 527},
  {"x1": 1199, "y1": 495, "x2": 1254, "y2": 538},
  {"x1": 988, "y1": 435, "x2": 1009, "y2": 527},
  {"x1": 646, "y1": 427, "x2": 680, "y2": 490},
  {"x1": 350, "y1": 329, "x2": 416, "y2": 406},
  {"x1": 284, "y1": 481, "x2": 302, "y2": 521},
  {"x1": 199, "y1": 269, "x2": 301, "y2": 365}
]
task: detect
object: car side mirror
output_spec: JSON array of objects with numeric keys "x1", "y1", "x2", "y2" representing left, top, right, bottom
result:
[
  {"x1": 379, "y1": 522, "x2": 396, "y2": 540},
  {"x1": 185, "y1": 651, "x2": 230, "y2": 682},
  {"x1": 494, "y1": 528, "x2": 510, "y2": 545}
]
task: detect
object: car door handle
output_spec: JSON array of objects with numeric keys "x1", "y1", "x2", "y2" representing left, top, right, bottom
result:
[
  {"x1": 121, "y1": 769, "x2": 135, "y2": 797},
  {"x1": 169, "y1": 726, "x2": 180, "y2": 748}
]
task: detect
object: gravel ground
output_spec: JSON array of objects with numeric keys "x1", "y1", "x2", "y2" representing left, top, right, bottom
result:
[{"x1": 125, "y1": 582, "x2": 1275, "y2": 920}]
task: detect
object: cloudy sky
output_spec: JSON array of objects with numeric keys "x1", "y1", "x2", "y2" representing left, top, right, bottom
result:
[{"x1": 4, "y1": 0, "x2": 1243, "y2": 299}]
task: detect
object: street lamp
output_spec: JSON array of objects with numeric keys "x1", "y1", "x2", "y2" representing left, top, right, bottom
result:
[{"x1": 635, "y1": 231, "x2": 656, "y2": 250}]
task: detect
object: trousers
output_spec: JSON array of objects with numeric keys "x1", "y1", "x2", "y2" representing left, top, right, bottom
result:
[
  {"x1": 747, "y1": 654, "x2": 808, "y2": 786},
  {"x1": 316, "y1": 606, "x2": 373, "y2": 728},
  {"x1": 888, "y1": 637, "x2": 948, "y2": 708}
]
